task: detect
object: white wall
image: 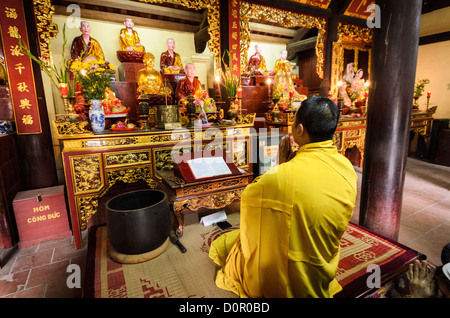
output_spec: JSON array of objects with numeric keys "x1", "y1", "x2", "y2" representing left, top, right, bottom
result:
[{"x1": 415, "y1": 41, "x2": 450, "y2": 119}]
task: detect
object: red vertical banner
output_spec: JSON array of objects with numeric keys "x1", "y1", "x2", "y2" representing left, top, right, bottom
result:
[
  {"x1": 0, "y1": 0, "x2": 42, "y2": 134},
  {"x1": 228, "y1": 0, "x2": 240, "y2": 77}
]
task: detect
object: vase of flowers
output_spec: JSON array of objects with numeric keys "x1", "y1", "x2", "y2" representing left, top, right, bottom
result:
[
  {"x1": 221, "y1": 50, "x2": 241, "y2": 123},
  {"x1": 221, "y1": 50, "x2": 241, "y2": 99},
  {"x1": 18, "y1": 23, "x2": 75, "y2": 118},
  {"x1": 70, "y1": 59, "x2": 116, "y2": 102},
  {"x1": 413, "y1": 78, "x2": 430, "y2": 110},
  {"x1": 70, "y1": 59, "x2": 115, "y2": 133}
]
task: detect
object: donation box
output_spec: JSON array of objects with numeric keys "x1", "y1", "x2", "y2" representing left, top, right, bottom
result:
[{"x1": 13, "y1": 185, "x2": 72, "y2": 248}]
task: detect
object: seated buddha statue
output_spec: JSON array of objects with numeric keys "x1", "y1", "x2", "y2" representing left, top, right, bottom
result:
[
  {"x1": 247, "y1": 44, "x2": 269, "y2": 76},
  {"x1": 273, "y1": 61, "x2": 306, "y2": 105},
  {"x1": 70, "y1": 21, "x2": 104, "y2": 63},
  {"x1": 175, "y1": 63, "x2": 204, "y2": 101},
  {"x1": 119, "y1": 18, "x2": 145, "y2": 53},
  {"x1": 137, "y1": 52, "x2": 172, "y2": 96},
  {"x1": 160, "y1": 38, "x2": 184, "y2": 74},
  {"x1": 273, "y1": 50, "x2": 291, "y2": 75}
]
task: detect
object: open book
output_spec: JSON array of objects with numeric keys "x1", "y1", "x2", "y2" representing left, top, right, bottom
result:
[{"x1": 187, "y1": 157, "x2": 232, "y2": 180}]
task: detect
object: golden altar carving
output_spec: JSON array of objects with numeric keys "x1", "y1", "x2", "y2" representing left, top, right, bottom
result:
[{"x1": 57, "y1": 125, "x2": 254, "y2": 249}]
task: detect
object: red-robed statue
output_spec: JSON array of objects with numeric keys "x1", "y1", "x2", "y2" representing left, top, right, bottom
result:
[{"x1": 175, "y1": 63, "x2": 203, "y2": 101}]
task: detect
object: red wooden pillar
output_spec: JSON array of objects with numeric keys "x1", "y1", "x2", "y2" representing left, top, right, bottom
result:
[
  {"x1": 19, "y1": 0, "x2": 58, "y2": 189},
  {"x1": 359, "y1": 0, "x2": 423, "y2": 240}
]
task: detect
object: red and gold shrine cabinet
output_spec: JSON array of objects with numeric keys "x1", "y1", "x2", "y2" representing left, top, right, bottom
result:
[
  {"x1": 12, "y1": 185, "x2": 71, "y2": 248},
  {"x1": 56, "y1": 125, "x2": 254, "y2": 249}
]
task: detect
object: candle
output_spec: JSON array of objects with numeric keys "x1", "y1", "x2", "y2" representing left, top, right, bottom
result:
[
  {"x1": 427, "y1": 91, "x2": 431, "y2": 97},
  {"x1": 58, "y1": 83, "x2": 68, "y2": 97},
  {"x1": 237, "y1": 86, "x2": 242, "y2": 98}
]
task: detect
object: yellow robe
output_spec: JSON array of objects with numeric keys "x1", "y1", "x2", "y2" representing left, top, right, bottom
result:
[
  {"x1": 209, "y1": 140, "x2": 357, "y2": 298},
  {"x1": 119, "y1": 29, "x2": 145, "y2": 52}
]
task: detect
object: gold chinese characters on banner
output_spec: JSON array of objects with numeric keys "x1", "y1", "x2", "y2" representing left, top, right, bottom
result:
[
  {"x1": 0, "y1": 0, "x2": 42, "y2": 134},
  {"x1": 228, "y1": 0, "x2": 240, "y2": 77}
]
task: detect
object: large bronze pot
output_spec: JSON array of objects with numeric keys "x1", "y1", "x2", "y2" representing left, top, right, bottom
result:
[{"x1": 106, "y1": 189, "x2": 171, "y2": 255}]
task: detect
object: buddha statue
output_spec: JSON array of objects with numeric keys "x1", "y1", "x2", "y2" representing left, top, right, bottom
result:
[
  {"x1": 247, "y1": 44, "x2": 269, "y2": 76},
  {"x1": 273, "y1": 50, "x2": 290, "y2": 75},
  {"x1": 160, "y1": 38, "x2": 184, "y2": 74},
  {"x1": 175, "y1": 63, "x2": 204, "y2": 101},
  {"x1": 137, "y1": 52, "x2": 171, "y2": 96},
  {"x1": 119, "y1": 18, "x2": 145, "y2": 53},
  {"x1": 273, "y1": 61, "x2": 306, "y2": 105},
  {"x1": 70, "y1": 21, "x2": 105, "y2": 63}
]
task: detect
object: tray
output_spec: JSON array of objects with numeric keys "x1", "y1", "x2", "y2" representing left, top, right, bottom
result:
[{"x1": 110, "y1": 127, "x2": 136, "y2": 132}]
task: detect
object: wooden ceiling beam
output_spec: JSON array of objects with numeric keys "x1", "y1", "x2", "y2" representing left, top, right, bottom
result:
[
  {"x1": 249, "y1": 22, "x2": 298, "y2": 38},
  {"x1": 54, "y1": 5, "x2": 199, "y2": 33},
  {"x1": 62, "y1": 0, "x2": 203, "y2": 23}
]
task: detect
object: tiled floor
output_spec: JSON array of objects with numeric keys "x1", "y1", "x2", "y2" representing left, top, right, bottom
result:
[
  {"x1": 352, "y1": 158, "x2": 449, "y2": 265},
  {"x1": 0, "y1": 157, "x2": 448, "y2": 298}
]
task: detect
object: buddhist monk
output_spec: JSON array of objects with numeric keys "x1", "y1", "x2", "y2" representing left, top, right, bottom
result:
[
  {"x1": 160, "y1": 38, "x2": 184, "y2": 74},
  {"x1": 137, "y1": 52, "x2": 168, "y2": 96},
  {"x1": 209, "y1": 97, "x2": 357, "y2": 298},
  {"x1": 175, "y1": 63, "x2": 204, "y2": 101},
  {"x1": 70, "y1": 21, "x2": 104, "y2": 62},
  {"x1": 119, "y1": 18, "x2": 145, "y2": 52}
]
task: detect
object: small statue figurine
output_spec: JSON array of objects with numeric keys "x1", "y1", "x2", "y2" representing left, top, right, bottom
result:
[
  {"x1": 102, "y1": 87, "x2": 127, "y2": 114},
  {"x1": 70, "y1": 21, "x2": 105, "y2": 63},
  {"x1": 119, "y1": 18, "x2": 145, "y2": 52},
  {"x1": 137, "y1": 52, "x2": 171, "y2": 96},
  {"x1": 247, "y1": 44, "x2": 269, "y2": 76},
  {"x1": 160, "y1": 38, "x2": 184, "y2": 74}
]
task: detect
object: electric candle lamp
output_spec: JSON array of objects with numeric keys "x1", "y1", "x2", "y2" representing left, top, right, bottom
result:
[
  {"x1": 58, "y1": 83, "x2": 68, "y2": 97},
  {"x1": 427, "y1": 91, "x2": 431, "y2": 97}
]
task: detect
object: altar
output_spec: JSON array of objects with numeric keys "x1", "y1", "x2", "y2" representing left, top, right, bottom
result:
[
  {"x1": 55, "y1": 124, "x2": 254, "y2": 249},
  {"x1": 264, "y1": 108, "x2": 437, "y2": 168}
]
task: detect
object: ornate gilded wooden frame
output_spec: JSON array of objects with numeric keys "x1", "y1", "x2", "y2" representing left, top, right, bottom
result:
[
  {"x1": 330, "y1": 23, "x2": 373, "y2": 98},
  {"x1": 138, "y1": 0, "x2": 221, "y2": 74},
  {"x1": 32, "y1": 1, "x2": 221, "y2": 74},
  {"x1": 239, "y1": 1, "x2": 327, "y2": 79}
]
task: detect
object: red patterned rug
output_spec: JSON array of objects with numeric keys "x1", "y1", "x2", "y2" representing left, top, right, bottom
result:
[{"x1": 84, "y1": 213, "x2": 421, "y2": 298}]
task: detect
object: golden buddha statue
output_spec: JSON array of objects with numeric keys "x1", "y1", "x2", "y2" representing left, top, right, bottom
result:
[
  {"x1": 273, "y1": 50, "x2": 290, "y2": 74},
  {"x1": 119, "y1": 18, "x2": 145, "y2": 53},
  {"x1": 273, "y1": 61, "x2": 306, "y2": 105},
  {"x1": 137, "y1": 52, "x2": 171, "y2": 96}
]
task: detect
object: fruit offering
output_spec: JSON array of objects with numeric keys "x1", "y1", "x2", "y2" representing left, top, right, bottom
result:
[{"x1": 111, "y1": 119, "x2": 135, "y2": 130}]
